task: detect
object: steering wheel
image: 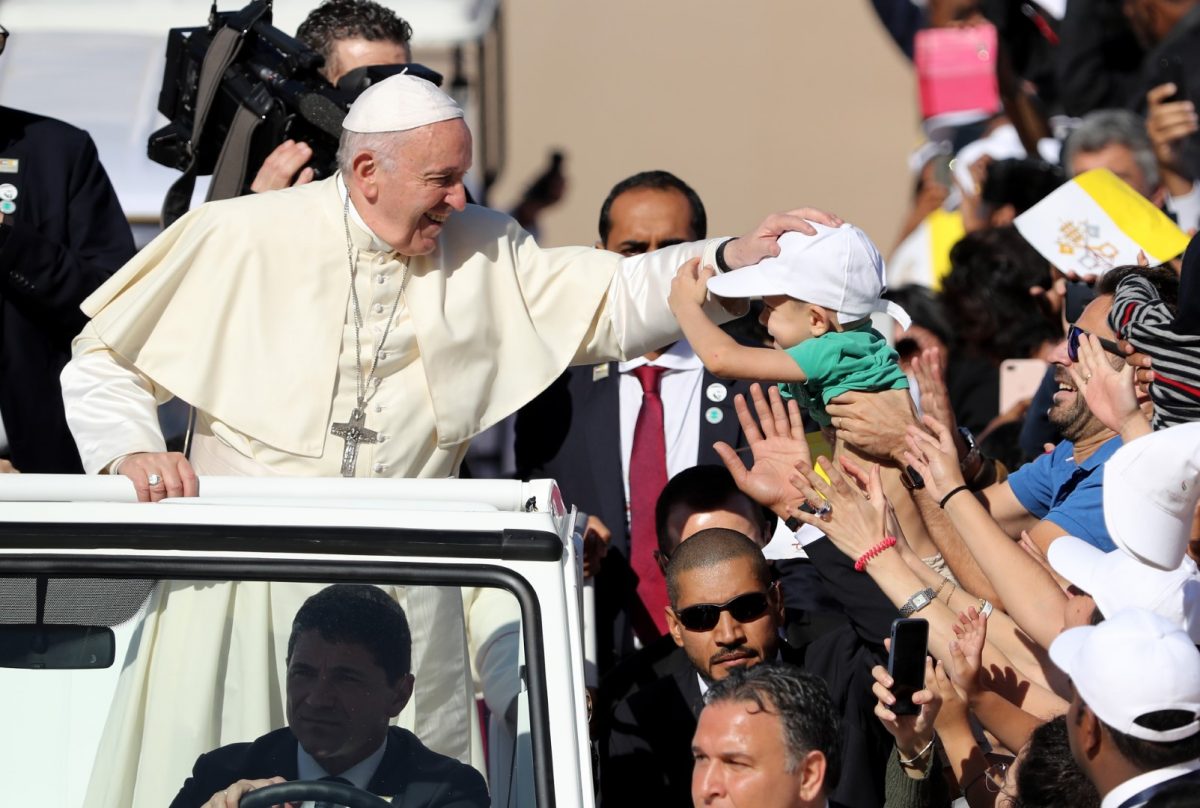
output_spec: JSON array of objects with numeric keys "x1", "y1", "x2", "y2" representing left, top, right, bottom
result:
[{"x1": 239, "y1": 780, "x2": 394, "y2": 808}]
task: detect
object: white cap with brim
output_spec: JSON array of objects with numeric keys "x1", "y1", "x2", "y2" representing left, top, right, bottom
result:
[
  {"x1": 706, "y1": 224, "x2": 911, "y2": 330},
  {"x1": 342, "y1": 74, "x2": 464, "y2": 134},
  {"x1": 1048, "y1": 535, "x2": 1200, "y2": 642},
  {"x1": 1049, "y1": 608, "x2": 1200, "y2": 743},
  {"x1": 1102, "y1": 421, "x2": 1200, "y2": 571}
]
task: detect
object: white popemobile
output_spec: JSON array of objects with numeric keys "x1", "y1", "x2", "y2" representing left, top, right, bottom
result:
[{"x1": 0, "y1": 475, "x2": 594, "y2": 808}]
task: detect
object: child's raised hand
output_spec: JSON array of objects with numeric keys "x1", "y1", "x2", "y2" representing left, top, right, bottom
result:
[{"x1": 669, "y1": 258, "x2": 715, "y2": 312}]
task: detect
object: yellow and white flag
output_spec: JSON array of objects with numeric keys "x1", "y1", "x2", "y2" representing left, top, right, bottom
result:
[{"x1": 1014, "y1": 168, "x2": 1190, "y2": 277}]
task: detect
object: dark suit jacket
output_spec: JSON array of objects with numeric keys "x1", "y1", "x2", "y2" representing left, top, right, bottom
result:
[
  {"x1": 0, "y1": 106, "x2": 134, "y2": 472},
  {"x1": 514, "y1": 356, "x2": 754, "y2": 670},
  {"x1": 169, "y1": 725, "x2": 489, "y2": 808},
  {"x1": 601, "y1": 537, "x2": 897, "y2": 808}
]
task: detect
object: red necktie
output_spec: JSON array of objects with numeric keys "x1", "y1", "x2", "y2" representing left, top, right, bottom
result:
[{"x1": 628, "y1": 365, "x2": 669, "y2": 638}]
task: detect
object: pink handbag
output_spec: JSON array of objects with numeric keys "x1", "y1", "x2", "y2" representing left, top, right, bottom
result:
[{"x1": 914, "y1": 24, "x2": 1002, "y2": 120}]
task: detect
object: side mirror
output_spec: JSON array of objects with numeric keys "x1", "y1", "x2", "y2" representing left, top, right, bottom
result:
[{"x1": 0, "y1": 624, "x2": 115, "y2": 669}]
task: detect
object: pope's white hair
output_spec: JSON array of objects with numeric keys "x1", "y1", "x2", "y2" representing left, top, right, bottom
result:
[{"x1": 336, "y1": 129, "x2": 411, "y2": 177}]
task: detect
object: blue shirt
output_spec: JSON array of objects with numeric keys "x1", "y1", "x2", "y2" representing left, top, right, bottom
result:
[{"x1": 1006, "y1": 436, "x2": 1122, "y2": 551}]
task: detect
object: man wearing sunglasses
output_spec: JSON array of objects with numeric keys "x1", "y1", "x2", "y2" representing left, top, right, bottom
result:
[{"x1": 603, "y1": 529, "x2": 889, "y2": 808}]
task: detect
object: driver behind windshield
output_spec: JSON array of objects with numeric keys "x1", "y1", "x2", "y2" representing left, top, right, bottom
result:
[{"x1": 170, "y1": 584, "x2": 489, "y2": 808}]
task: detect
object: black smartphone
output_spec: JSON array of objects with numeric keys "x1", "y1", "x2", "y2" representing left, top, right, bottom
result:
[
  {"x1": 888, "y1": 618, "x2": 930, "y2": 716},
  {"x1": 1157, "y1": 55, "x2": 1188, "y2": 103}
]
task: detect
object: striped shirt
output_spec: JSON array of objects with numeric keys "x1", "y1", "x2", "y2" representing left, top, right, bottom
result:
[{"x1": 1109, "y1": 273, "x2": 1200, "y2": 430}]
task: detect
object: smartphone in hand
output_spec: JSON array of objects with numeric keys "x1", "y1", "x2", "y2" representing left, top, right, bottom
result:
[{"x1": 888, "y1": 618, "x2": 930, "y2": 716}]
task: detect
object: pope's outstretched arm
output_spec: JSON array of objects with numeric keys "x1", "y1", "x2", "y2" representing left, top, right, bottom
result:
[{"x1": 575, "y1": 207, "x2": 843, "y2": 363}]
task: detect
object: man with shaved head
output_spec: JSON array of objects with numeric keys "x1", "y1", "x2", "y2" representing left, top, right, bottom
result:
[{"x1": 604, "y1": 529, "x2": 891, "y2": 808}]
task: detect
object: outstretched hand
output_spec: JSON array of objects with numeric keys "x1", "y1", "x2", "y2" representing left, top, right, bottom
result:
[
  {"x1": 668, "y1": 258, "x2": 716, "y2": 313},
  {"x1": 902, "y1": 415, "x2": 965, "y2": 503},
  {"x1": 947, "y1": 607, "x2": 987, "y2": 702},
  {"x1": 721, "y1": 208, "x2": 844, "y2": 268},
  {"x1": 715, "y1": 384, "x2": 812, "y2": 519},
  {"x1": 873, "y1": 654, "x2": 940, "y2": 757},
  {"x1": 1066, "y1": 331, "x2": 1144, "y2": 435},
  {"x1": 790, "y1": 454, "x2": 889, "y2": 559},
  {"x1": 911, "y1": 347, "x2": 956, "y2": 438}
]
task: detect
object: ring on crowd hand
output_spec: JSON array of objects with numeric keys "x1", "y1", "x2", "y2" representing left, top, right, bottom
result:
[
  {"x1": 816, "y1": 500, "x2": 833, "y2": 518},
  {"x1": 147, "y1": 473, "x2": 162, "y2": 486}
]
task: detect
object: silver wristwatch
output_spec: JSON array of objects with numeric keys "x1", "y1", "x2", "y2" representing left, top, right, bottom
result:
[{"x1": 899, "y1": 587, "x2": 936, "y2": 617}]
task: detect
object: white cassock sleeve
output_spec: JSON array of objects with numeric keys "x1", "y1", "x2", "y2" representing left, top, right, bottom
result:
[
  {"x1": 577, "y1": 237, "x2": 741, "y2": 363},
  {"x1": 61, "y1": 322, "x2": 170, "y2": 474}
]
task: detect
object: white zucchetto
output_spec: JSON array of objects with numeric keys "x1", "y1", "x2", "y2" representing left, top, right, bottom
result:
[{"x1": 342, "y1": 74, "x2": 464, "y2": 134}]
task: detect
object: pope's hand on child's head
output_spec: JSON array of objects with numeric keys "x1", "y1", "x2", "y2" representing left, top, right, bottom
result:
[{"x1": 668, "y1": 257, "x2": 716, "y2": 311}]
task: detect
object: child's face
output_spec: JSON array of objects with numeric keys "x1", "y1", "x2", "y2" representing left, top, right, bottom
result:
[{"x1": 758, "y1": 295, "x2": 824, "y2": 348}]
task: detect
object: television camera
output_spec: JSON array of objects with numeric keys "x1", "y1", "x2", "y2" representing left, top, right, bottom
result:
[{"x1": 149, "y1": 0, "x2": 442, "y2": 224}]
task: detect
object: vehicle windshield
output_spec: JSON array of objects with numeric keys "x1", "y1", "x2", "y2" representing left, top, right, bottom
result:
[{"x1": 0, "y1": 573, "x2": 535, "y2": 808}]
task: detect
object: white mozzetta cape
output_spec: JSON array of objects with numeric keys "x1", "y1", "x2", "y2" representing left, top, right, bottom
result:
[{"x1": 79, "y1": 177, "x2": 720, "y2": 459}]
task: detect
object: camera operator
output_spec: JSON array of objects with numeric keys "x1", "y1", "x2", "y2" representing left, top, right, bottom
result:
[{"x1": 249, "y1": 0, "x2": 413, "y2": 193}]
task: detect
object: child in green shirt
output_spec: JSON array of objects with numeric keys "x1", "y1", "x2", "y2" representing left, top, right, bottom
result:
[{"x1": 667, "y1": 222, "x2": 910, "y2": 430}]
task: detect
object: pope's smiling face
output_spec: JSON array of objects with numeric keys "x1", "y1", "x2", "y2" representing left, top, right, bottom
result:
[{"x1": 353, "y1": 118, "x2": 473, "y2": 257}]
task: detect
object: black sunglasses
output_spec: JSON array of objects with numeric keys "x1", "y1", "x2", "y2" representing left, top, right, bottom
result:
[
  {"x1": 0, "y1": 26, "x2": 8, "y2": 57},
  {"x1": 1067, "y1": 324, "x2": 1123, "y2": 363},
  {"x1": 674, "y1": 587, "x2": 773, "y2": 632}
]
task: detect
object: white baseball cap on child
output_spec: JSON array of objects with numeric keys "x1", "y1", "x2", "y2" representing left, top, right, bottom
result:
[
  {"x1": 1049, "y1": 608, "x2": 1200, "y2": 743},
  {"x1": 706, "y1": 223, "x2": 911, "y2": 330},
  {"x1": 1048, "y1": 535, "x2": 1200, "y2": 642},
  {"x1": 1102, "y1": 421, "x2": 1200, "y2": 571}
]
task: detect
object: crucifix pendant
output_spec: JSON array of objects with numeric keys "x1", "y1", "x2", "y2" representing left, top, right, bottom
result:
[{"x1": 330, "y1": 407, "x2": 379, "y2": 477}]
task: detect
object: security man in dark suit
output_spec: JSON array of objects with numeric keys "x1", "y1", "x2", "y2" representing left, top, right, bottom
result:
[
  {"x1": 515, "y1": 171, "x2": 757, "y2": 673},
  {"x1": 602, "y1": 529, "x2": 892, "y2": 808},
  {"x1": 0, "y1": 26, "x2": 136, "y2": 473},
  {"x1": 170, "y1": 584, "x2": 488, "y2": 808}
]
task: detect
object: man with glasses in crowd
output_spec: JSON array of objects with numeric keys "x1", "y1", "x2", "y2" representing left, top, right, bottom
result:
[{"x1": 602, "y1": 528, "x2": 889, "y2": 808}]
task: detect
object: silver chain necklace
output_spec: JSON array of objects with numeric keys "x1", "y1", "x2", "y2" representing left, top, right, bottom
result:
[{"x1": 330, "y1": 193, "x2": 410, "y2": 476}]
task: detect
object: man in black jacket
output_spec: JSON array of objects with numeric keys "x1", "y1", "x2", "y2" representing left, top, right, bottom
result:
[
  {"x1": 170, "y1": 584, "x2": 488, "y2": 808},
  {"x1": 0, "y1": 92, "x2": 134, "y2": 472},
  {"x1": 515, "y1": 170, "x2": 755, "y2": 673},
  {"x1": 602, "y1": 529, "x2": 891, "y2": 808}
]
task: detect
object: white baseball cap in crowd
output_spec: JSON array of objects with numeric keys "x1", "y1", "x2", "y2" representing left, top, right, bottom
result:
[
  {"x1": 1048, "y1": 535, "x2": 1200, "y2": 642},
  {"x1": 1102, "y1": 421, "x2": 1200, "y2": 571},
  {"x1": 706, "y1": 223, "x2": 912, "y2": 330},
  {"x1": 1049, "y1": 608, "x2": 1200, "y2": 743}
]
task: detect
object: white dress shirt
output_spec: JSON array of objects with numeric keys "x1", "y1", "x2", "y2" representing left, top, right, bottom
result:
[
  {"x1": 617, "y1": 339, "x2": 705, "y2": 514},
  {"x1": 1166, "y1": 181, "x2": 1200, "y2": 236},
  {"x1": 296, "y1": 737, "x2": 388, "y2": 806},
  {"x1": 1101, "y1": 757, "x2": 1200, "y2": 808}
]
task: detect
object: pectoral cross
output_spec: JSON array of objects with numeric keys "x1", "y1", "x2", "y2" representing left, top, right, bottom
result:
[{"x1": 330, "y1": 407, "x2": 378, "y2": 477}]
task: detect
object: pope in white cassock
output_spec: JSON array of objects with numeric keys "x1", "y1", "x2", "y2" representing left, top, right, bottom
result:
[{"x1": 61, "y1": 75, "x2": 839, "y2": 807}]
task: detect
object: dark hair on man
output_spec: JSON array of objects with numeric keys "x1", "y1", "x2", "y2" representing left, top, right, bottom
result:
[
  {"x1": 940, "y1": 227, "x2": 1059, "y2": 364},
  {"x1": 287, "y1": 584, "x2": 412, "y2": 684},
  {"x1": 1095, "y1": 264, "x2": 1180, "y2": 309},
  {"x1": 982, "y1": 158, "x2": 1066, "y2": 216},
  {"x1": 704, "y1": 662, "x2": 842, "y2": 789},
  {"x1": 665, "y1": 527, "x2": 772, "y2": 609},
  {"x1": 653, "y1": 465, "x2": 774, "y2": 558},
  {"x1": 1102, "y1": 710, "x2": 1200, "y2": 772},
  {"x1": 297, "y1": 0, "x2": 414, "y2": 67},
  {"x1": 1013, "y1": 716, "x2": 1100, "y2": 808},
  {"x1": 597, "y1": 170, "x2": 707, "y2": 245},
  {"x1": 885, "y1": 284, "x2": 953, "y2": 358}
]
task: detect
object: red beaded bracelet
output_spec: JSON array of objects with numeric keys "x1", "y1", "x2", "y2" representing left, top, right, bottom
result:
[{"x1": 854, "y1": 536, "x2": 897, "y2": 572}]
